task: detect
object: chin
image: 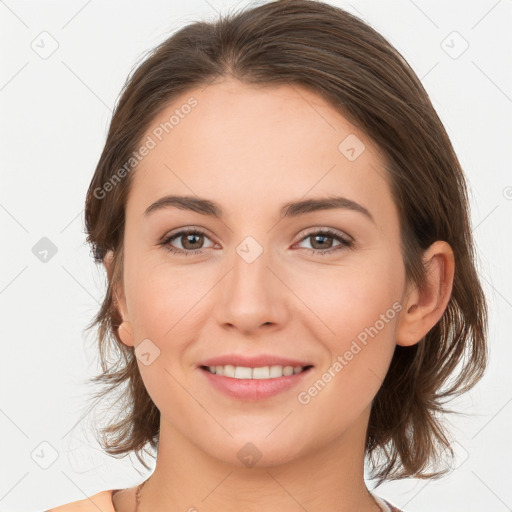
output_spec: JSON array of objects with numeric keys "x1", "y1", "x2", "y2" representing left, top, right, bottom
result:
[{"x1": 197, "y1": 429, "x2": 312, "y2": 470}]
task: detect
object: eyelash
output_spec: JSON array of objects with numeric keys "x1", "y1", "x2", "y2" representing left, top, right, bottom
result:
[{"x1": 160, "y1": 228, "x2": 353, "y2": 256}]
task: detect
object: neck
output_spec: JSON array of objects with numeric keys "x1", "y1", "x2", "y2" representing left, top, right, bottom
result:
[{"x1": 140, "y1": 408, "x2": 380, "y2": 512}]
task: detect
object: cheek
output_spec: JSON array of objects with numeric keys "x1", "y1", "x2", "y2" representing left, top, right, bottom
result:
[
  {"x1": 290, "y1": 252, "x2": 403, "y2": 344},
  {"x1": 290, "y1": 251, "x2": 403, "y2": 396},
  {"x1": 124, "y1": 261, "x2": 206, "y2": 413},
  {"x1": 292, "y1": 291, "x2": 400, "y2": 432},
  {"x1": 125, "y1": 256, "x2": 215, "y2": 357}
]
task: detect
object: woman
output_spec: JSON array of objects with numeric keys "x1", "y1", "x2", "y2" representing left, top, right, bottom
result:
[{"x1": 48, "y1": 0, "x2": 487, "y2": 510}]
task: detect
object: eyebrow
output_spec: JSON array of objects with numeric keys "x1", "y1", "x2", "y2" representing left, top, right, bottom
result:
[{"x1": 143, "y1": 195, "x2": 375, "y2": 223}]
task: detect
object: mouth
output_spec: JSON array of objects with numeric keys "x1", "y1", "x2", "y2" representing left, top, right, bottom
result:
[
  {"x1": 199, "y1": 363, "x2": 314, "y2": 401},
  {"x1": 200, "y1": 364, "x2": 314, "y2": 379}
]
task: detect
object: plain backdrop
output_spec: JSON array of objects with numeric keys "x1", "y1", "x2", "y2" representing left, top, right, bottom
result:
[{"x1": 1, "y1": 0, "x2": 511, "y2": 511}]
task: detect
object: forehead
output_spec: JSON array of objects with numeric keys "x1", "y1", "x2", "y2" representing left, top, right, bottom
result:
[{"x1": 126, "y1": 78, "x2": 395, "y2": 227}]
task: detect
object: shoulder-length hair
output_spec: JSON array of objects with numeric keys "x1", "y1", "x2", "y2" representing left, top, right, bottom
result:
[{"x1": 83, "y1": 0, "x2": 487, "y2": 484}]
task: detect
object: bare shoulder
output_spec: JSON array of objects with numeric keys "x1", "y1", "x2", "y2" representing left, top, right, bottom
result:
[{"x1": 46, "y1": 490, "x2": 116, "y2": 511}]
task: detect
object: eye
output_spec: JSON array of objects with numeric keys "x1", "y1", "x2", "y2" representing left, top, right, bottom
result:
[
  {"x1": 160, "y1": 227, "x2": 353, "y2": 257},
  {"x1": 161, "y1": 228, "x2": 216, "y2": 256},
  {"x1": 295, "y1": 228, "x2": 353, "y2": 255}
]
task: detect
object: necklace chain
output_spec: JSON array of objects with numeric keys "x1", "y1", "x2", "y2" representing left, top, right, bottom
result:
[{"x1": 134, "y1": 479, "x2": 147, "y2": 512}]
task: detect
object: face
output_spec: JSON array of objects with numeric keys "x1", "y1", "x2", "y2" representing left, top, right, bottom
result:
[{"x1": 112, "y1": 77, "x2": 410, "y2": 467}]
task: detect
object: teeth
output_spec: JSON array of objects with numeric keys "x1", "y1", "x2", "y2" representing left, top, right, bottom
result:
[
  {"x1": 252, "y1": 366, "x2": 270, "y2": 379},
  {"x1": 206, "y1": 364, "x2": 307, "y2": 379},
  {"x1": 235, "y1": 366, "x2": 252, "y2": 379},
  {"x1": 223, "y1": 365, "x2": 235, "y2": 378}
]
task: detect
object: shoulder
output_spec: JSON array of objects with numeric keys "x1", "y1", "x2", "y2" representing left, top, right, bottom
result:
[
  {"x1": 381, "y1": 498, "x2": 405, "y2": 512},
  {"x1": 371, "y1": 492, "x2": 405, "y2": 512},
  {"x1": 46, "y1": 489, "x2": 116, "y2": 511}
]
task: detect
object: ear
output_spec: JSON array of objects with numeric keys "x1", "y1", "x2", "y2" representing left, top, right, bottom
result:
[
  {"x1": 103, "y1": 249, "x2": 134, "y2": 347},
  {"x1": 396, "y1": 241, "x2": 455, "y2": 347}
]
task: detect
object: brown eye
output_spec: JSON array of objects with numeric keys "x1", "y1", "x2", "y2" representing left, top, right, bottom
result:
[
  {"x1": 309, "y1": 233, "x2": 335, "y2": 250},
  {"x1": 162, "y1": 229, "x2": 215, "y2": 255},
  {"x1": 296, "y1": 229, "x2": 353, "y2": 255},
  {"x1": 180, "y1": 232, "x2": 204, "y2": 250}
]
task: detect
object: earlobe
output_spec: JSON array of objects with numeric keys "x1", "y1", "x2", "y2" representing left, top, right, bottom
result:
[
  {"x1": 117, "y1": 320, "x2": 135, "y2": 347},
  {"x1": 396, "y1": 241, "x2": 455, "y2": 347}
]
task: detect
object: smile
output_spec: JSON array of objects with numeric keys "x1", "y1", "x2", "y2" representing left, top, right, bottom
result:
[
  {"x1": 202, "y1": 364, "x2": 312, "y2": 379},
  {"x1": 200, "y1": 364, "x2": 314, "y2": 400}
]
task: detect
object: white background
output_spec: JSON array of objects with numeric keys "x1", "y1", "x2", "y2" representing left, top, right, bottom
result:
[{"x1": 1, "y1": 0, "x2": 511, "y2": 510}]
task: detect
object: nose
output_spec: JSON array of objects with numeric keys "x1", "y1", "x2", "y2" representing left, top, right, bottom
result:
[{"x1": 215, "y1": 242, "x2": 290, "y2": 335}]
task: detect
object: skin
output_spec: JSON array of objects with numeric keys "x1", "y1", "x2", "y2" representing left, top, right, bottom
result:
[{"x1": 104, "y1": 77, "x2": 455, "y2": 512}]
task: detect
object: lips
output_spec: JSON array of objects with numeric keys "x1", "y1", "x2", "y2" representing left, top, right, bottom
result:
[{"x1": 197, "y1": 353, "x2": 315, "y2": 400}]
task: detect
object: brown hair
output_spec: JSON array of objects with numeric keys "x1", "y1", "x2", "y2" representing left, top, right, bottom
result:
[{"x1": 82, "y1": 0, "x2": 488, "y2": 484}]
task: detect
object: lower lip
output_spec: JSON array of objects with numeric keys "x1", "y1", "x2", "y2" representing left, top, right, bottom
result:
[{"x1": 200, "y1": 367, "x2": 313, "y2": 400}]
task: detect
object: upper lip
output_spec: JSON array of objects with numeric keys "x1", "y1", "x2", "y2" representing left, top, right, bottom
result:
[{"x1": 198, "y1": 354, "x2": 314, "y2": 368}]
